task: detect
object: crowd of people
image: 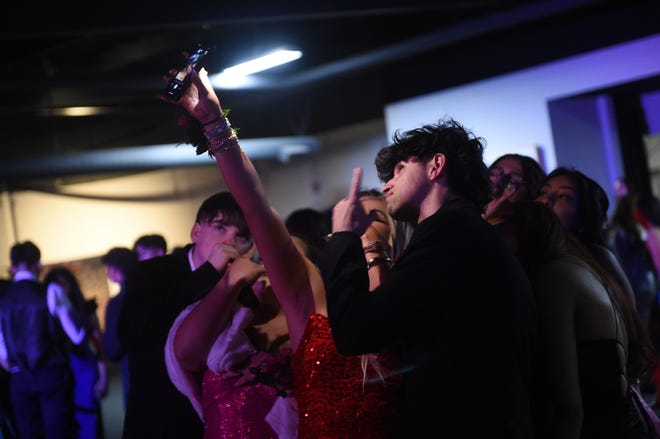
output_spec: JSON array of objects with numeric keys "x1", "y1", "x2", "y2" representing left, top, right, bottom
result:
[
  {"x1": 0, "y1": 234, "x2": 167, "y2": 439},
  {"x1": 1, "y1": 59, "x2": 660, "y2": 439}
]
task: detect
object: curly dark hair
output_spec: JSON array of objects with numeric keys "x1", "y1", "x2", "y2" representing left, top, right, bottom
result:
[{"x1": 375, "y1": 117, "x2": 491, "y2": 208}]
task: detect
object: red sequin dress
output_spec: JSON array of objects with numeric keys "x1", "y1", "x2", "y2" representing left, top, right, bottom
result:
[{"x1": 291, "y1": 313, "x2": 404, "y2": 439}]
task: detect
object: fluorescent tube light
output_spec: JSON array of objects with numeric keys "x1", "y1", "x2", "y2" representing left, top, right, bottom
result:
[
  {"x1": 39, "y1": 106, "x2": 104, "y2": 117},
  {"x1": 211, "y1": 49, "x2": 302, "y2": 89},
  {"x1": 223, "y1": 49, "x2": 302, "y2": 76}
]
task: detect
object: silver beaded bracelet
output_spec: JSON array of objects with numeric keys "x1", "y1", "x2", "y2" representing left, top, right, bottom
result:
[
  {"x1": 207, "y1": 132, "x2": 240, "y2": 157},
  {"x1": 203, "y1": 117, "x2": 232, "y2": 141}
]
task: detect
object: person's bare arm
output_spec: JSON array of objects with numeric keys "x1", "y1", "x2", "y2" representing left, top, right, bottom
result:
[
  {"x1": 165, "y1": 67, "x2": 318, "y2": 350},
  {"x1": 173, "y1": 246, "x2": 261, "y2": 372}
]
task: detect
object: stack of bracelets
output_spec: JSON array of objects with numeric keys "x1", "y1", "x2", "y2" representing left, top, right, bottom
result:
[
  {"x1": 326, "y1": 234, "x2": 392, "y2": 269},
  {"x1": 203, "y1": 115, "x2": 239, "y2": 157},
  {"x1": 363, "y1": 240, "x2": 392, "y2": 270}
]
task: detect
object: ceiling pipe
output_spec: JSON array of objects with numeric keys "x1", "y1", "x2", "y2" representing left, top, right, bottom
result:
[
  {"x1": 0, "y1": 136, "x2": 319, "y2": 181},
  {"x1": 222, "y1": 0, "x2": 607, "y2": 89},
  {"x1": 0, "y1": 0, "x2": 602, "y2": 183}
]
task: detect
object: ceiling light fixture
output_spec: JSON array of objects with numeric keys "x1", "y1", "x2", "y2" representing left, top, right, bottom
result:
[
  {"x1": 39, "y1": 106, "x2": 105, "y2": 117},
  {"x1": 211, "y1": 49, "x2": 302, "y2": 89}
]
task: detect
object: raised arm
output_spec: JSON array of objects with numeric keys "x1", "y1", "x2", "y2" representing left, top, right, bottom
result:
[
  {"x1": 164, "y1": 67, "x2": 319, "y2": 350},
  {"x1": 173, "y1": 252, "x2": 264, "y2": 372}
]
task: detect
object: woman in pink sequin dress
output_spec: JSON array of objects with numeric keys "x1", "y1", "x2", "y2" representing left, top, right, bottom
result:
[
  {"x1": 165, "y1": 253, "x2": 297, "y2": 439},
  {"x1": 163, "y1": 66, "x2": 405, "y2": 438}
]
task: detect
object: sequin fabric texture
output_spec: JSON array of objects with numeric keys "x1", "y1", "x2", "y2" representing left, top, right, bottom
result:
[
  {"x1": 202, "y1": 368, "x2": 285, "y2": 439},
  {"x1": 291, "y1": 313, "x2": 404, "y2": 438}
]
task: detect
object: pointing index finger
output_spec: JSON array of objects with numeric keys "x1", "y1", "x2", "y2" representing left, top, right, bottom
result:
[
  {"x1": 189, "y1": 68, "x2": 208, "y2": 94},
  {"x1": 347, "y1": 168, "x2": 363, "y2": 202}
]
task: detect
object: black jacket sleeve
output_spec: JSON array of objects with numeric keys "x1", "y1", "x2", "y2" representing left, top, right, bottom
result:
[{"x1": 117, "y1": 248, "x2": 222, "y2": 353}]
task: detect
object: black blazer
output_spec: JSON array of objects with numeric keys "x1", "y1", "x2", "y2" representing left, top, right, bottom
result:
[
  {"x1": 117, "y1": 245, "x2": 221, "y2": 439},
  {"x1": 318, "y1": 198, "x2": 538, "y2": 438}
]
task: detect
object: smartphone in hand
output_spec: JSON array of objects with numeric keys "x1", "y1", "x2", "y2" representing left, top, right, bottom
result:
[{"x1": 165, "y1": 45, "x2": 210, "y2": 100}]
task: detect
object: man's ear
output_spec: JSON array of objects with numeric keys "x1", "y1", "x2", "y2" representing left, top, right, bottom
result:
[
  {"x1": 428, "y1": 153, "x2": 446, "y2": 181},
  {"x1": 190, "y1": 222, "x2": 201, "y2": 243}
]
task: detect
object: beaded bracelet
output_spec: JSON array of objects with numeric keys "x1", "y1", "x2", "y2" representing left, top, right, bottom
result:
[
  {"x1": 202, "y1": 116, "x2": 225, "y2": 126},
  {"x1": 366, "y1": 256, "x2": 392, "y2": 270},
  {"x1": 203, "y1": 115, "x2": 240, "y2": 157},
  {"x1": 203, "y1": 117, "x2": 232, "y2": 140},
  {"x1": 207, "y1": 132, "x2": 239, "y2": 157}
]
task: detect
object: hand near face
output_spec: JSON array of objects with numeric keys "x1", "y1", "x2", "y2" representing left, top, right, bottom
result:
[
  {"x1": 332, "y1": 168, "x2": 381, "y2": 236},
  {"x1": 484, "y1": 185, "x2": 519, "y2": 220},
  {"x1": 223, "y1": 253, "x2": 266, "y2": 293},
  {"x1": 207, "y1": 243, "x2": 242, "y2": 275}
]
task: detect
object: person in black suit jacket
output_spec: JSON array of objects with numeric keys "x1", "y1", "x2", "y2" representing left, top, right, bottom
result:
[
  {"x1": 117, "y1": 192, "x2": 253, "y2": 439},
  {"x1": 101, "y1": 247, "x2": 138, "y2": 409},
  {"x1": 0, "y1": 241, "x2": 85, "y2": 439},
  {"x1": 317, "y1": 119, "x2": 538, "y2": 438},
  {"x1": 0, "y1": 278, "x2": 16, "y2": 439}
]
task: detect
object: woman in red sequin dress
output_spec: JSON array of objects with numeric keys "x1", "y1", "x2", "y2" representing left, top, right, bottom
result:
[{"x1": 164, "y1": 66, "x2": 405, "y2": 438}]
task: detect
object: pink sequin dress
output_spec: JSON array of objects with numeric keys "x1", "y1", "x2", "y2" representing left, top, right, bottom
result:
[
  {"x1": 291, "y1": 313, "x2": 404, "y2": 439},
  {"x1": 166, "y1": 303, "x2": 298, "y2": 439},
  {"x1": 202, "y1": 353, "x2": 292, "y2": 439}
]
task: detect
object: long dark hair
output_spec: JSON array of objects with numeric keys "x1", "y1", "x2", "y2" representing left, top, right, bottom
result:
[
  {"x1": 494, "y1": 200, "x2": 566, "y2": 273},
  {"x1": 544, "y1": 167, "x2": 609, "y2": 246},
  {"x1": 609, "y1": 195, "x2": 642, "y2": 241},
  {"x1": 497, "y1": 201, "x2": 654, "y2": 380},
  {"x1": 566, "y1": 232, "x2": 655, "y2": 379},
  {"x1": 43, "y1": 266, "x2": 88, "y2": 316}
]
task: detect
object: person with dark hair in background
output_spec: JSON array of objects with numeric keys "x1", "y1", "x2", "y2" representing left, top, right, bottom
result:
[
  {"x1": 284, "y1": 208, "x2": 330, "y2": 263},
  {"x1": 0, "y1": 241, "x2": 86, "y2": 439},
  {"x1": 537, "y1": 167, "x2": 639, "y2": 311},
  {"x1": 495, "y1": 201, "x2": 654, "y2": 438},
  {"x1": 607, "y1": 190, "x2": 658, "y2": 332},
  {"x1": 100, "y1": 247, "x2": 138, "y2": 410},
  {"x1": 631, "y1": 194, "x2": 660, "y2": 408},
  {"x1": 0, "y1": 278, "x2": 16, "y2": 439},
  {"x1": 614, "y1": 176, "x2": 632, "y2": 200},
  {"x1": 133, "y1": 234, "x2": 167, "y2": 262},
  {"x1": 44, "y1": 266, "x2": 107, "y2": 439},
  {"x1": 165, "y1": 245, "x2": 297, "y2": 438},
  {"x1": 117, "y1": 192, "x2": 253, "y2": 439},
  {"x1": 483, "y1": 152, "x2": 546, "y2": 221},
  {"x1": 318, "y1": 119, "x2": 537, "y2": 437}
]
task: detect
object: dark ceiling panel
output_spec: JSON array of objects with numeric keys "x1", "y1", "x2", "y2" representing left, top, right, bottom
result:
[{"x1": 0, "y1": 0, "x2": 658, "y2": 185}]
